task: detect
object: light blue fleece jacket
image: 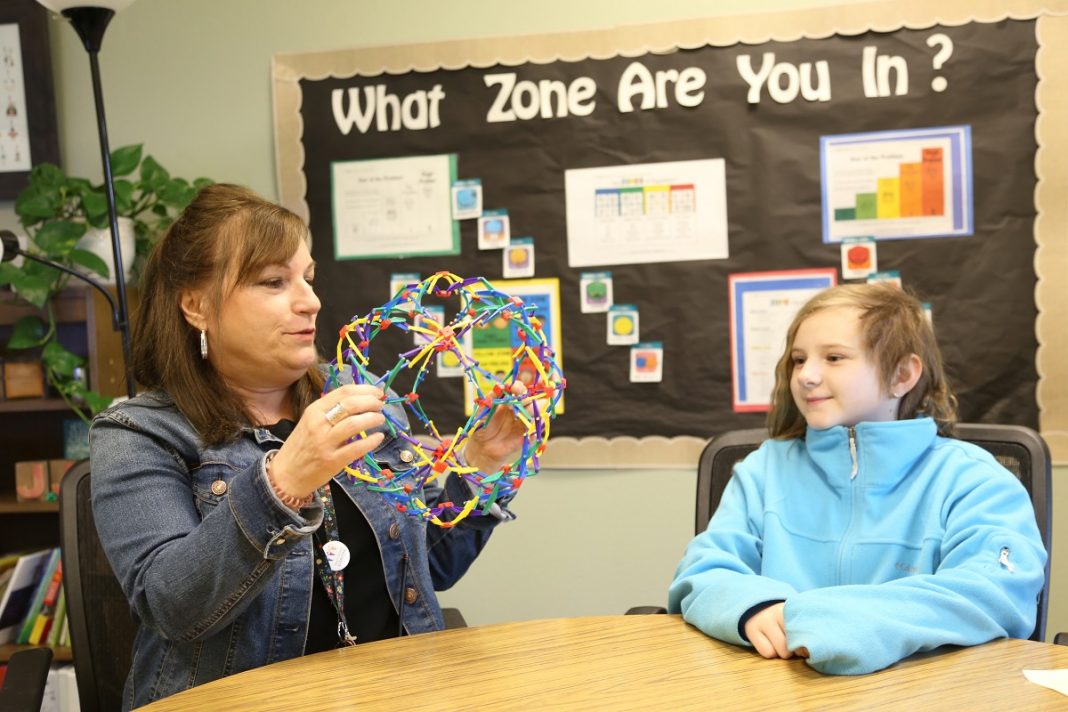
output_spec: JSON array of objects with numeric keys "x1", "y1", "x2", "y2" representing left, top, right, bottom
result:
[{"x1": 668, "y1": 418, "x2": 1046, "y2": 675}]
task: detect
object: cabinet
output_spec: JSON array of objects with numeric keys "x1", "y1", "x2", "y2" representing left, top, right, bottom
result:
[{"x1": 0, "y1": 285, "x2": 135, "y2": 663}]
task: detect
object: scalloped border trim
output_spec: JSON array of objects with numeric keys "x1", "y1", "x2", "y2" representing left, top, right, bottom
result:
[{"x1": 272, "y1": 0, "x2": 1068, "y2": 464}]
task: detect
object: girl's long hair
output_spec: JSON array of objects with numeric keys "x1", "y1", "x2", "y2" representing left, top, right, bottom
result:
[{"x1": 767, "y1": 283, "x2": 957, "y2": 439}]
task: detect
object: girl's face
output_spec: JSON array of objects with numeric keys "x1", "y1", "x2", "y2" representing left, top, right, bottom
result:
[{"x1": 789, "y1": 306, "x2": 900, "y2": 430}]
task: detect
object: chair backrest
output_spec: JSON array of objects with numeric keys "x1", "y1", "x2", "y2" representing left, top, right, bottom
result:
[
  {"x1": 60, "y1": 460, "x2": 138, "y2": 712},
  {"x1": 695, "y1": 423, "x2": 1052, "y2": 642}
]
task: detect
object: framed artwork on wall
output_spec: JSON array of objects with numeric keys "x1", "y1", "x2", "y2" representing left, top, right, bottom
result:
[{"x1": 0, "y1": 0, "x2": 59, "y2": 199}]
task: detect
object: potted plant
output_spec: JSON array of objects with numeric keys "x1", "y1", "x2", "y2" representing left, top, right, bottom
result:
[{"x1": 0, "y1": 144, "x2": 212, "y2": 421}]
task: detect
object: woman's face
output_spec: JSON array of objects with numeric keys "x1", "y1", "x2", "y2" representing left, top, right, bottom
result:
[{"x1": 208, "y1": 241, "x2": 320, "y2": 392}]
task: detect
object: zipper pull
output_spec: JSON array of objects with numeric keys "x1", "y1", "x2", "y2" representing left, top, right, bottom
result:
[
  {"x1": 999, "y1": 547, "x2": 1015, "y2": 573},
  {"x1": 848, "y1": 427, "x2": 858, "y2": 480}
]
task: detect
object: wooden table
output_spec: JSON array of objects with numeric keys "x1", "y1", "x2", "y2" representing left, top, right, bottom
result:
[{"x1": 139, "y1": 614, "x2": 1068, "y2": 711}]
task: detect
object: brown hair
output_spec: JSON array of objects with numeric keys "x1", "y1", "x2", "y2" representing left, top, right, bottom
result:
[
  {"x1": 766, "y1": 283, "x2": 957, "y2": 439},
  {"x1": 132, "y1": 184, "x2": 324, "y2": 444}
]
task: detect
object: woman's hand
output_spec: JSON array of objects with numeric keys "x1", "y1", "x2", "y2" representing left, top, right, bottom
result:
[
  {"x1": 464, "y1": 381, "x2": 528, "y2": 473},
  {"x1": 744, "y1": 603, "x2": 796, "y2": 660},
  {"x1": 269, "y1": 384, "x2": 386, "y2": 498}
]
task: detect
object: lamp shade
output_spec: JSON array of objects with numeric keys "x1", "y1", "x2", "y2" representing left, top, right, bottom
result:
[{"x1": 35, "y1": 0, "x2": 135, "y2": 11}]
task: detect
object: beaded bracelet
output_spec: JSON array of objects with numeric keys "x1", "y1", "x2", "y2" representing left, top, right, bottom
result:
[{"x1": 264, "y1": 450, "x2": 315, "y2": 511}]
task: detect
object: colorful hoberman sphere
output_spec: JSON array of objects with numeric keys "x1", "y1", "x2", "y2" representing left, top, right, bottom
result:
[{"x1": 324, "y1": 272, "x2": 565, "y2": 527}]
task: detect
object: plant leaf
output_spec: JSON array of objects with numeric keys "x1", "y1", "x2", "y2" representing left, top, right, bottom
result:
[
  {"x1": 31, "y1": 162, "x2": 65, "y2": 189},
  {"x1": 160, "y1": 178, "x2": 192, "y2": 207},
  {"x1": 0, "y1": 262, "x2": 19, "y2": 285},
  {"x1": 42, "y1": 340, "x2": 84, "y2": 376},
  {"x1": 69, "y1": 247, "x2": 111, "y2": 278},
  {"x1": 82, "y1": 189, "x2": 108, "y2": 222},
  {"x1": 7, "y1": 315, "x2": 47, "y2": 349},
  {"x1": 84, "y1": 390, "x2": 114, "y2": 415},
  {"x1": 15, "y1": 189, "x2": 56, "y2": 221},
  {"x1": 140, "y1": 155, "x2": 169, "y2": 191},
  {"x1": 34, "y1": 220, "x2": 87, "y2": 255},
  {"x1": 109, "y1": 144, "x2": 143, "y2": 177},
  {"x1": 114, "y1": 179, "x2": 134, "y2": 214},
  {"x1": 193, "y1": 177, "x2": 214, "y2": 191},
  {"x1": 68, "y1": 177, "x2": 93, "y2": 193},
  {"x1": 9, "y1": 272, "x2": 54, "y2": 307}
]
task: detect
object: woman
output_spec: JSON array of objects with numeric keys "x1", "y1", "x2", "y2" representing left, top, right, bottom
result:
[{"x1": 91, "y1": 184, "x2": 524, "y2": 709}]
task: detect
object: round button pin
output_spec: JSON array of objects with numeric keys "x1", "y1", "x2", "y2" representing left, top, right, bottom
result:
[{"x1": 322, "y1": 540, "x2": 351, "y2": 571}]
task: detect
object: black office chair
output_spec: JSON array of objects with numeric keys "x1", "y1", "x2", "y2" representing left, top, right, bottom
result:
[
  {"x1": 0, "y1": 647, "x2": 53, "y2": 712},
  {"x1": 59, "y1": 458, "x2": 466, "y2": 711},
  {"x1": 636, "y1": 424, "x2": 1053, "y2": 643},
  {"x1": 60, "y1": 460, "x2": 138, "y2": 712}
]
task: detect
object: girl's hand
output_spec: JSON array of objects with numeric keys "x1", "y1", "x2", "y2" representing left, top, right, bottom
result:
[
  {"x1": 744, "y1": 603, "x2": 794, "y2": 660},
  {"x1": 464, "y1": 381, "x2": 528, "y2": 473},
  {"x1": 269, "y1": 384, "x2": 386, "y2": 498}
]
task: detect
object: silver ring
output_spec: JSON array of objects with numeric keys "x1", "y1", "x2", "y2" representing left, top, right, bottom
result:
[{"x1": 324, "y1": 402, "x2": 347, "y2": 427}]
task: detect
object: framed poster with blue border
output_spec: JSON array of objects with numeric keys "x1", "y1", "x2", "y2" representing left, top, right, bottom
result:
[
  {"x1": 820, "y1": 126, "x2": 973, "y2": 243},
  {"x1": 463, "y1": 277, "x2": 564, "y2": 415}
]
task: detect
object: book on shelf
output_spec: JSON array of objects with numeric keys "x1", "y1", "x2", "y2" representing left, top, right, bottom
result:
[
  {"x1": 0, "y1": 567, "x2": 14, "y2": 602},
  {"x1": 59, "y1": 611, "x2": 70, "y2": 647},
  {"x1": 17, "y1": 547, "x2": 62, "y2": 644},
  {"x1": 28, "y1": 561, "x2": 64, "y2": 645},
  {"x1": 47, "y1": 586, "x2": 67, "y2": 648},
  {"x1": 0, "y1": 548, "x2": 51, "y2": 644},
  {"x1": 0, "y1": 552, "x2": 22, "y2": 572}
]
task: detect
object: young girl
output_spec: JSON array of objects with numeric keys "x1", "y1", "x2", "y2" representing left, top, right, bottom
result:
[{"x1": 668, "y1": 283, "x2": 1046, "y2": 674}]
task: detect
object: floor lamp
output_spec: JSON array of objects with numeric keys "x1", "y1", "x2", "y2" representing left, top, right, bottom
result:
[{"x1": 36, "y1": 0, "x2": 136, "y2": 399}]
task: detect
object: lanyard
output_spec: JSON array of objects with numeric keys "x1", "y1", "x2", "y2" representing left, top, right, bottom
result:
[{"x1": 312, "y1": 483, "x2": 357, "y2": 647}]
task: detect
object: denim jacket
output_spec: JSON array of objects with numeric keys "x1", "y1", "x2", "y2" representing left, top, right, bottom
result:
[{"x1": 89, "y1": 391, "x2": 510, "y2": 710}]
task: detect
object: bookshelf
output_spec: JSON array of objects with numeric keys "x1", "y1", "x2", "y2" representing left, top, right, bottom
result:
[
  {"x1": 0, "y1": 643, "x2": 72, "y2": 662},
  {"x1": 0, "y1": 286, "x2": 135, "y2": 664}
]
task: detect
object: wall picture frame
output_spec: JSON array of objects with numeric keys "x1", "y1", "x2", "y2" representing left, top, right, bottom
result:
[{"x1": 0, "y1": 0, "x2": 59, "y2": 198}]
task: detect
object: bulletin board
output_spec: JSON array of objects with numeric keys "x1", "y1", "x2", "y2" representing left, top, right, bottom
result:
[{"x1": 273, "y1": 0, "x2": 1068, "y2": 465}]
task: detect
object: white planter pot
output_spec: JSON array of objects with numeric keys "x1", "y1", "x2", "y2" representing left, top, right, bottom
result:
[{"x1": 75, "y1": 216, "x2": 136, "y2": 285}]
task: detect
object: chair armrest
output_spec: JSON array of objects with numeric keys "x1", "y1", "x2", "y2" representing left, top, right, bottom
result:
[
  {"x1": 1054, "y1": 632, "x2": 1068, "y2": 646},
  {"x1": 0, "y1": 647, "x2": 54, "y2": 712},
  {"x1": 625, "y1": 606, "x2": 668, "y2": 615}
]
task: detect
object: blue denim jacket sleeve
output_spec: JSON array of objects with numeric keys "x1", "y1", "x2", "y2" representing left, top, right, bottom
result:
[
  {"x1": 424, "y1": 473, "x2": 511, "y2": 589},
  {"x1": 90, "y1": 401, "x2": 324, "y2": 642},
  {"x1": 362, "y1": 419, "x2": 516, "y2": 591}
]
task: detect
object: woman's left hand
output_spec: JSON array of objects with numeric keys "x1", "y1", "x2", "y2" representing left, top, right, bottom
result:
[{"x1": 464, "y1": 381, "x2": 529, "y2": 472}]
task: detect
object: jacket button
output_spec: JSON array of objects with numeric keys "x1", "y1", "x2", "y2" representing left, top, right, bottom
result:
[
  {"x1": 210, "y1": 480, "x2": 227, "y2": 495},
  {"x1": 399, "y1": 449, "x2": 414, "y2": 463},
  {"x1": 388, "y1": 522, "x2": 401, "y2": 540},
  {"x1": 404, "y1": 587, "x2": 418, "y2": 604}
]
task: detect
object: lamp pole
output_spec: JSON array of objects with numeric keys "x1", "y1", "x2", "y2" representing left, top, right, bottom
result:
[{"x1": 38, "y1": 2, "x2": 136, "y2": 399}]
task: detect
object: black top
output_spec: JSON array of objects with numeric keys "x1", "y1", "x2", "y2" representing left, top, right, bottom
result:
[{"x1": 266, "y1": 420, "x2": 401, "y2": 652}]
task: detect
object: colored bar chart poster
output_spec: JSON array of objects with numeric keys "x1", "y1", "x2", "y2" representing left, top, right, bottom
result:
[
  {"x1": 564, "y1": 158, "x2": 728, "y2": 267},
  {"x1": 463, "y1": 278, "x2": 564, "y2": 415},
  {"x1": 729, "y1": 269, "x2": 837, "y2": 412},
  {"x1": 820, "y1": 126, "x2": 972, "y2": 243}
]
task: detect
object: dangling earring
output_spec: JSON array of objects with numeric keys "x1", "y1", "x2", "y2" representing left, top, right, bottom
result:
[{"x1": 200, "y1": 330, "x2": 208, "y2": 360}]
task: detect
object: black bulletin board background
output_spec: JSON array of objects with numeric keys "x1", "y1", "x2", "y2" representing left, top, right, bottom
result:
[{"x1": 298, "y1": 20, "x2": 1038, "y2": 438}]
